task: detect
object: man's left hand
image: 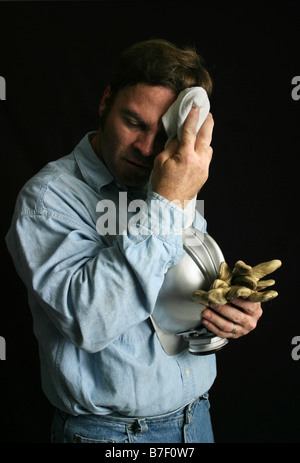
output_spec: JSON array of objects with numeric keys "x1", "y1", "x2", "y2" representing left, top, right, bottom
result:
[{"x1": 202, "y1": 298, "x2": 263, "y2": 338}]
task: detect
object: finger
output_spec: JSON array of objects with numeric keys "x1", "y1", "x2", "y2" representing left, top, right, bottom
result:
[
  {"x1": 195, "y1": 112, "x2": 214, "y2": 154},
  {"x1": 179, "y1": 106, "x2": 200, "y2": 149},
  {"x1": 203, "y1": 305, "x2": 249, "y2": 328},
  {"x1": 202, "y1": 317, "x2": 243, "y2": 339},
  {"x1": 155, "y1": 137, "x2": 179, "y2": 164},
  {"x1": 230, "y1": 298, "x2": 263, "y2": 318}
]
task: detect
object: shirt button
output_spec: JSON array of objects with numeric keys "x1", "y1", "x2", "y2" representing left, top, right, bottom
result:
[{"x1": 186, "y1": 368, "x2": 190, "y2": 376}]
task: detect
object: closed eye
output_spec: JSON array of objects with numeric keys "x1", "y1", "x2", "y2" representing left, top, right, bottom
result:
[
  {"x1": 121, "y1": 109, "x2": 148, "y2": 131},
  {"x1": 125, "y1": 118, "x2": 144, "y2": 129}
]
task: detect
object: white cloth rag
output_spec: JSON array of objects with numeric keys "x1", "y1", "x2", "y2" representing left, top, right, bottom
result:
[
  {"x1": 162, "y1": 86, "x2": 210, "y2": 148},
  {"x1": 148, "y1": 86, "x2": 210, "y2": 228}
]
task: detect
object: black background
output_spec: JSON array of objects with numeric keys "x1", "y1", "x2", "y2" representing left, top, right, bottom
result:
[{"x1": 0, "y1": 0, "x2": 299, "y2": 443}]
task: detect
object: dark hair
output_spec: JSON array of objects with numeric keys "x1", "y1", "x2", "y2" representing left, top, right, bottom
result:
[
  {"x1": 110, "y1": 39, "x2": 212, "y2": 95},
  {"x1": 100, "y1": 39, "x2": 212, "y2": 126}
]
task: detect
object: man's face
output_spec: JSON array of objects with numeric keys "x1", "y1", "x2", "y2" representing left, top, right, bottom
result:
[{"x1": 95, "y1": 83, "x2": 176, "y2": 188}]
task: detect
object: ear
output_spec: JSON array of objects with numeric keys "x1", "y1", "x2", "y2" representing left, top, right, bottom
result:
[{"x1": 99, "y1": 86, "x2": 111, "y2": 117}]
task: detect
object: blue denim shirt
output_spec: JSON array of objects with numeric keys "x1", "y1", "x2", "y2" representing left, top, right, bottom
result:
[{"x1": 6, "y1": 133, "x2": 216, "y2": 417}]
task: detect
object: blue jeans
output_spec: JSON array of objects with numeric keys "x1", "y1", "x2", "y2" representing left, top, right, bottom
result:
[{"x1": 51, "y1": 395, "x2": 214, "y2": 443}]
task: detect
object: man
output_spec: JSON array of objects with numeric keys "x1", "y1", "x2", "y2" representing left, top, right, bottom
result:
[{"x1": 6, "y1": 39, "x2": 262, "y2": 443}]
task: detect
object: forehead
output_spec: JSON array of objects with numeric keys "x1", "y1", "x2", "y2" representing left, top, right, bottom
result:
[{"x1": 115, "y1": 84, "x2": 176, "y2": 125}]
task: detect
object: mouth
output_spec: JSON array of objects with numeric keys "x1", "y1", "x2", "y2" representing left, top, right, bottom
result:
[{"x1": 124, "y1": 158, "x2": 152, "y2": 172}]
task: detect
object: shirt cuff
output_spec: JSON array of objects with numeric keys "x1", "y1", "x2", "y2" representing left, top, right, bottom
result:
[{"x1": 128, "y1": 191, "x2": 187, "y2": 239}]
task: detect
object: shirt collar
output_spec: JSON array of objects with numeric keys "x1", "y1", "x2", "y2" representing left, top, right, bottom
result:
[{"x1": 73, "y1": 131, "x2": 114, "y2": 193}]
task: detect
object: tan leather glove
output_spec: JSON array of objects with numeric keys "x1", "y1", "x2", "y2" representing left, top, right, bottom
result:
[{"x1": 192, "y1": 259, "x2": 282, "y2": 306}]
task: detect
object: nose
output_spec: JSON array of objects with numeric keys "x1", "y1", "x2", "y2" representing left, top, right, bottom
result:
[{"x1": 133, "y1": 132, "x2": 156, "y2": 157}]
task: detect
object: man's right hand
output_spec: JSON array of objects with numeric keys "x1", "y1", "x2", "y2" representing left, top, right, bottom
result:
[{"x1": 151, "y1": 107, "x2": 214, "y2": 208}]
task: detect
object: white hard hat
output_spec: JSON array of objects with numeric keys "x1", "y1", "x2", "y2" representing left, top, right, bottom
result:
[{"x1": 151, "y1": 227, "x2": 229, "y2": 355}]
